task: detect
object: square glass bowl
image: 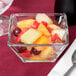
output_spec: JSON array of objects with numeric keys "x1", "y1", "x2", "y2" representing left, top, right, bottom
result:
[{"x1": 8, "y1": 13, "x2": 69, "y2": 62}]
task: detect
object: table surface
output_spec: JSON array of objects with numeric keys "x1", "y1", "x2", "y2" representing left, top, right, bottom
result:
[{"x1": 0, "y1": 0, "x2": 76, "y2": 76}]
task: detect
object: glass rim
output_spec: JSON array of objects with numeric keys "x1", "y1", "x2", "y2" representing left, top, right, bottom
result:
[
  {"x1": 8, "y1": 13, "x2": 69, "y2": 47},
  {"x1": 0, "y1": 0, "x2": 14, "y2": 15}
]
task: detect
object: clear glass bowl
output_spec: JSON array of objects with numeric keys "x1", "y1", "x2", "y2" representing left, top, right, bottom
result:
[{"x1": 8, "y1": 13, "x2": 69, "y2": 62}]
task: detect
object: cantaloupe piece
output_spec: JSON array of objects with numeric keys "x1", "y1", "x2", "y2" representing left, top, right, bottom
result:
[
  {"x1": 21, "y1": 28, "x2": 42, "y2": 44},
  {"x1": 34, "y1": 36, "x2": 49, "y2": 44},
  {"x1": 29, "y1": 56, "x2": 47, "y2": 60},
  {"x1": 36, "y1": 13, "x2": 53, "y2": 25},
  {"x1": 40, "y1": 47, "x2": 56, "y2": 59},
  {"x1": 37, "y1": 23, "x2": 51, "y2": 36},
  {"x1": 34, "y1": 36, "x2": 52, "y2": 51},
  {"x1": 17, "y1": 19, "x2": 35, "y2": 29}
]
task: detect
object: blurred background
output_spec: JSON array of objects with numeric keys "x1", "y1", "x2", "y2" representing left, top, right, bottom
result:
[
  {"x1": 3, "y1": 0, "x2": 55, "y2": 15},
  {"x1": 2, "y1": 0, "x2": 76, "y2": 26}
]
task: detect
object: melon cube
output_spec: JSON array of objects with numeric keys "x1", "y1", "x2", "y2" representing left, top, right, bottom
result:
[
  {"x1": 38, "y1": 23, "x2": 51, "y2": 36},
  {"x1": 21, "y1": 28, "x2": 42, "y2": 44},
  {"x1": 17, "y1": 19, "x2": 35, "y2": 29}
]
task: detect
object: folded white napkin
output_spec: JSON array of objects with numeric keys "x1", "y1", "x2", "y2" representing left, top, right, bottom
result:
[{"x1": 48, "y1": 39, "x2": 76, "y2": 76}]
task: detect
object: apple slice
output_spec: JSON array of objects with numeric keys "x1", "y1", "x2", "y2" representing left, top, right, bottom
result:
[
  {"x1": 16, "y1": 28, "x2": 30, "y2": 42},
  {"x1": 51, "y1": 33, "x2": 61, "y2": 42},
  {"x1": 47, "y1": 24, "x2": 61, "y2": 30},
  {"x1": 36, "y1": 13, "x2": 53, "y2": 25},
  {"x1": 21, "y1": 28, "x2": 42, "y2": 44},
  {"x1": 51, "y1": 29, "x2": 66, "y2": 40}
]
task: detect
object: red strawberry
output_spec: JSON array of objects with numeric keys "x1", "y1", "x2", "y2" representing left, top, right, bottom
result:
[
  {"x1": 31, "y1": 21, "x2": 40, "y2": 29},
  {"x1": 47, "y1": 27, "x2": 53, "y2": 33},
  {"x1": 16, "y1": 28, "x2": 30, "y2": 43},
  {"x1": 51, "y1": 33, "x2": 61, "y2": 42},
  {"x1": 20, "y1": 50, "x2": 32, "y2": 57},
  {"x1": 42, "y1": 21, "x2": 48, "y2": 27}
]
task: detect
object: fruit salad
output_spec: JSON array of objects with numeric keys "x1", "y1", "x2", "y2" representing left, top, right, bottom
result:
[{"x1": 12, "y1": 13, "x2": 66, "y2": 61}]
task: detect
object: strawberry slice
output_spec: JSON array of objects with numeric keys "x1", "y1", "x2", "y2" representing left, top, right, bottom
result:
[
  {"x1": 20, "y1": 50, "x2": 32, "y2": 57},
  {"x1": 16, "y1": 28, "x2": 30, "y2": 43},
  {"x1": 47, "y1": 27, "x2": 53, "y2": 33},
  {"x1": 31, "y1": 21, "x2": 40, "y2": 29},
  {"x1": 51, "y1": 33, "x2": 61, "y2": 42},
  {"x1": 42, "y1": 21, "x2": 48, "y2": 27}
]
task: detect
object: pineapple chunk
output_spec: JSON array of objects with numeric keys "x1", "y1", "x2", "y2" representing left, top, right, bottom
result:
[
  {"x1": 29, "y1": 56, "x2": 47, "y2": 60},
  {"x1": 34, "y1": 36, "x2": 49, "y2": 44},
  {"x1": 47, "y1": 24, "x2": 61, "y2": 30},
  {"x1": 21, "y1": 28, "x2": 42, "y2": 44},
  {"x1": 40, "y1": 47, "x2": 55, "y2": 59},
  {"x1": 36, "y1": 13, "x2": 53, "y2": 25},
  {"x1": 17, "y1": 19, "x2": 35, "y2": 29},
  {"x1": 38, "y1": 23, "x2": 51, "y2": 36}
]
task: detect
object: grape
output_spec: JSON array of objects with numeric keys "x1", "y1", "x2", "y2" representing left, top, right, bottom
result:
[
  {"x1": 13, "y1": 27, "x2": 21, "y2": 36},
  {"x1": 16, "y1": 46, "x2": 27, "y2": 53},
  {"x1": 31, "y1": 48, "x2": 41, "y2": 55}
]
